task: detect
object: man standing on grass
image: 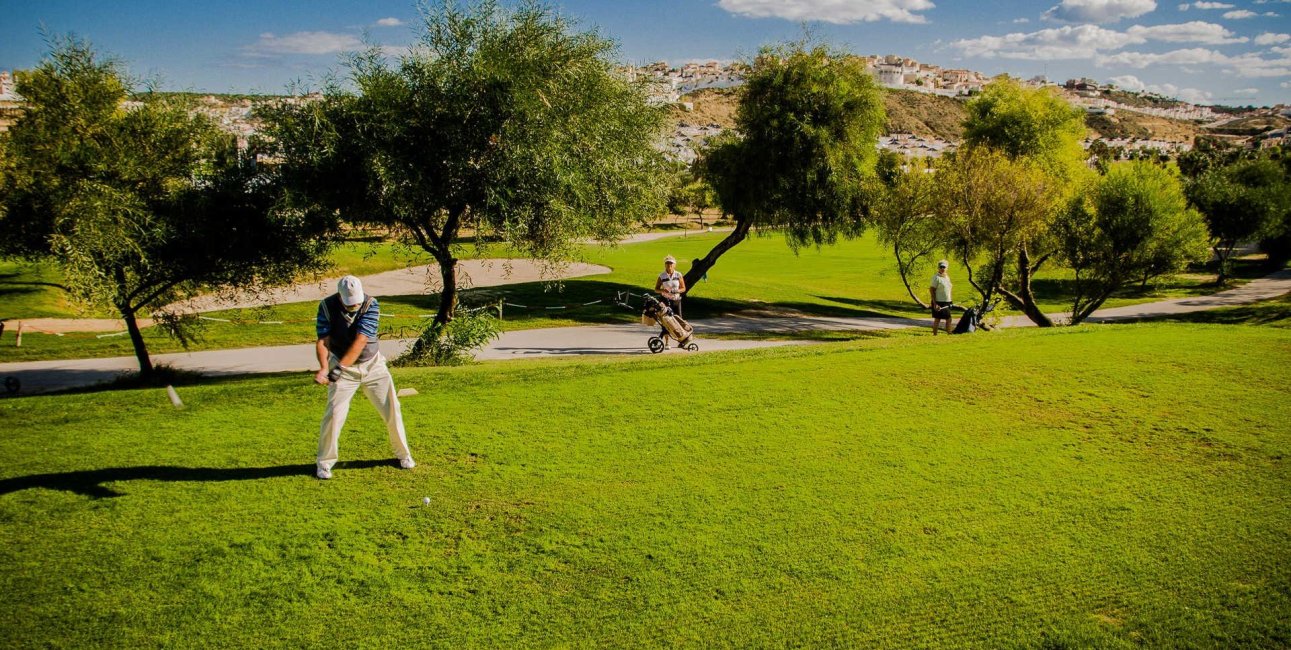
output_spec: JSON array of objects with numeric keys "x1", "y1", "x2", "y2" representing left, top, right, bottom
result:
[
  {"x1": 313, "y1": 275, "x2": 414, "y2": 479},
  {"x1": 929, "y1": 260, "x2": 953, "y2": 336}
]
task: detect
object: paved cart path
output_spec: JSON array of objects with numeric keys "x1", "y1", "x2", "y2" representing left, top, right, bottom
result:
[{"x1": 2, "y1": 269, "x2": 1287, "y2": 396}]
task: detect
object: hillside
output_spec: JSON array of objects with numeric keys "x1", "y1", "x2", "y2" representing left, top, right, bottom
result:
[
  {"x1": 1085, "y1": 111, "x2": 1201, "y2": 142},
  {"x1": 672, "y1": 87, "x2": 738, "y2": 129},
  {"x1": 882, "y1": 88, "x2": 968, "y2": 140},
  {"x1": 677, "y1": 87, "x2": 970, "y2": 141}
]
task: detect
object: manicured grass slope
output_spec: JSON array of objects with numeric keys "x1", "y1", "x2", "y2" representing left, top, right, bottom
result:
[{"x1": 2, "y1": 324, "x2": 1288, "y2": 647}]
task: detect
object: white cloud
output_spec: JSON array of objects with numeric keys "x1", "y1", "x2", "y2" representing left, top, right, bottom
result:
[
  {"x1": 1178, "y1": 2, "x2": 1189, "y2": 8},
  {"x1": 1043, "y1": 0, "x2": 1157, "y2": 23},
  {"x1": 375, "y1": 17, "x2": 404, "y2": 27},
  {"x1": 1097, "y1": 46, "x2": 1227, "y2": 66},
  {"x1": 1109, "y1": 73, "x2": 1148, "y2": 89},
  {"x1": 1107, "y1": 75, "x2": 1215, "y2": 102},
  {"x1": 1014, "y1": 17, "x2": 1032, "y2": 23},
  {"x1": 1097, "y1": 47, "x2": 1291, "y2": 77},
  {"x1": 1282, "y1": 81, "x2": 1291, "y2": 87},
  {"x1": 951, "y1": 21, "x2": 1245, "y2": 59},
  {"x1": 1192, "y1": 1, "x2": 1234, "y2": 8},
  {"x1": 1256, "y1": 32, "x2": 1291, "y2": 44},
  {"x1": 716, "y1": 0, "x2": 935, "y2": 24},
  {"x1": 244, "y1": 31, "x2": 362, "y2": 55},
  {"x1": 1232, "y1": 87, "x2": 1261, "y2": 94},
  {"x1": 953, "y1": 24, "x2": 1141, "y2": 59},
  {"x1": 1127, "y1": 21, "x2": 1246, "y2": 43},
  {"x1": 1222, "y1": 9, "x2": 1258, "y2": 17},
  {"x1": 1265, "y1": 11, "x2": 1282, "y2": 16}
]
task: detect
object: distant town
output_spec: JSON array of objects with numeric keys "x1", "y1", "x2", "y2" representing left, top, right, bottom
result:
[{"x1": 4, "y1": 56, "x2": 1289, "y2": 164}]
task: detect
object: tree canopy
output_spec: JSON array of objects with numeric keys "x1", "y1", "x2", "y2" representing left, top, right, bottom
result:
[
  {"x1": 1056, "y1": 161, "x2": 1209, "y2": 323},
  {"x1": 263, "y1": 0, "x2": 667, "y2": 326},
  {"x1": 0, "y1": 37, "x2": 333, "y2": 378},
  {"x1": 688, "y1": 43, "x2": 885, "y2": 290}
]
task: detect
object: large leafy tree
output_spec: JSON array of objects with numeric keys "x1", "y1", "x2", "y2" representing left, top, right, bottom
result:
[
  {"x1": 934, "y1": 148, "x2": 1065, "y2": 326},
  {"x1": 0, "y1": 37, "x2": 333, "y2": 379},
  {"x1": 264, "y1": 0, "x2": 667, "y2": 326},
  {"x1": 1055, "y1": 161, "x2": 1209, "y2": 324},
  {"x1": 1186, "y1": 158, "x2": 1291, "y2": 283},
  {"x1": 687, "y1": 43, "x2": 885, "y2": 291},
  {"x1": 929, "y1": 78, "x2": 1090, "y2": 326}
]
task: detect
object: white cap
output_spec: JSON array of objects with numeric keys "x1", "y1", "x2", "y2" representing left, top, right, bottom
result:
[
  {"x1": 338, "y1": 275, "x2": 364, "y2": 306},
  {"x1": 664, "y1": 255, "x2": 676, "y2": 264},
  {"x1": 937, "y1": 259, "x2": 949, "y2": 269}
]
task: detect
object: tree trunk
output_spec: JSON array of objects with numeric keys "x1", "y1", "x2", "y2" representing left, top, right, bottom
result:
[
  {"x1": 682, "y1": 218, "x2": 752, "y2": 293},
  {"x1": 897, "y1": 255, "x2": 929, "y2": 309},
  {"x1": 1213, "y1": 243, "x2": 1233, "y2": 285},
  {"x1": 121, "y1": 306, "x2": 155, "y2": 380},
  {"x1": 1000, "y1": 246, "x2": 1053, "y2": 327},
  {"x1": 433, "y1": 254, "x2": 459, "y2": 326}
]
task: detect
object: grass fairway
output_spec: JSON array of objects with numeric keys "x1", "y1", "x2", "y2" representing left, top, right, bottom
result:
[{"x1": 2, "y1": 324, "x2": 1289, "y2": 647}]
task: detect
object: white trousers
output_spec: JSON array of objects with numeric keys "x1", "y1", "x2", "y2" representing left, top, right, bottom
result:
[{"x1": 317, "y1": 353, "x2": 412, "y2": 470}]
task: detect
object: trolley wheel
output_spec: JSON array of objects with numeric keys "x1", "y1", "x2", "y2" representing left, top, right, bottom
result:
[
  {"x1": 648, "y1": 337, "x2": 665, "y2": 354},
  {"x1": 685, "y1": 343, "x2": 699, "y2": 352}
]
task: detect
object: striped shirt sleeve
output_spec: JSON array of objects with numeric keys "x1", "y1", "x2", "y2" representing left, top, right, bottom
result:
[
  {"x1": 356, "y1": 298, "x2": 380, "y2": 339},
  {"x1": 315, "y1": 300, "x2": 330, "y2": 338}
]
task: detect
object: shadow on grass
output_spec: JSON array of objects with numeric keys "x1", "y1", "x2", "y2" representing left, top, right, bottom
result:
[{"x1": 0, "y1": 459, "x2": 394, "y2": 498}]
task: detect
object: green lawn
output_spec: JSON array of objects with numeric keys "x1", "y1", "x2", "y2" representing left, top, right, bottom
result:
[
  {"x1": 1, "y1": 324, "x2": 1288, "y2": 647},
  {"x1": 4, "y1": 232, "x2": 1271, "y2": 362}
]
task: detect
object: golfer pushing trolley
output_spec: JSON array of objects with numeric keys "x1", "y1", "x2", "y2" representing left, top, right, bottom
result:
[{"x1": 644, "y1": 255, "x2": 699, "y2": 353}]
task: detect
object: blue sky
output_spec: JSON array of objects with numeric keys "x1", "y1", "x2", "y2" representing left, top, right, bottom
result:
[{"x1": 2, "y1": 0, "x2": 1289, "y2": 105}]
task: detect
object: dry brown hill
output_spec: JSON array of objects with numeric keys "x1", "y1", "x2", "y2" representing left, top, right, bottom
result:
[
  {"x1": 1085, "y1": 111, "x2": 1201, "y2": 142},
  {"x1": 674, "y1": 85, "x2": 1213, "y2": 145},
  {"x1": 672, "y1": 88, "x2": 738, "y2": 129},
  {"x1": 882, "y1": 89, "x2": 968, "y2": 140}
]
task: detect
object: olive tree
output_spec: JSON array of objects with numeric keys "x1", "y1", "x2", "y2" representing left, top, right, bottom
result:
[
  {"x1": 0, "y1": 37, "x2": 333, "y2": 379},
  {"x1": 1055, "y1": 161, "x2": 1209, "y2": 324},
  {"x1": 264, "y1": 0, "x2": 667, "y2": 326},
  {"x1": 873, "y1": 156, "x2": 940, "y2": 308},
  {"x1": 1186, "y1": 158, "x2": 1291, "y2": 283},
  {"x1": 687, "y1": 44, "x2": 885, "y2": 291},
  {"x1": 929, "y1": 78, "x2": 1090, "y2": 326}
]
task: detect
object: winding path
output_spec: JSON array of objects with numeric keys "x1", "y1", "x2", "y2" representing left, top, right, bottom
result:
[{"x1": 2, "y1": 269, "x2": 1287, "y2": 396}]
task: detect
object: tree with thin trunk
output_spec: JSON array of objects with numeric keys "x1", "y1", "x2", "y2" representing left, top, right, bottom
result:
[
  {"x1": 1056, "y1": 161, "x2": 1210, "y2": 324},
  {"x1": 873, "y1": 156, "x2": 939, "y2": 308},
  {"x1": 934, "y1": 148, "x2": 1064, "y2": 326},
  {"x1": 686, "y1": 43, "x2": 885, "y2": 291},
  {"x1": 0, "y1": 37, "x2": 333, "y2": 380},
  {"x1": 263, "y1": 0, "x2": 666, "y2": 329},
  {"x1": 927, "y1": 77, "x2": 1090, "y2": 326}
]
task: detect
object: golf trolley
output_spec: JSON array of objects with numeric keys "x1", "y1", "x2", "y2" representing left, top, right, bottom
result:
[
  {"x1": 953, "y1": 297, "x2": 1001, "y2": 334},
  {"x1": 640, "y1": 294, "x2": 699, "y2": 354}
]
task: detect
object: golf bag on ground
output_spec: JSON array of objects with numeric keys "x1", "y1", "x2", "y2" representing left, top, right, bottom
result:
[{"x1": 953, "y1": 298, "x2": 1000, "y2": 334}]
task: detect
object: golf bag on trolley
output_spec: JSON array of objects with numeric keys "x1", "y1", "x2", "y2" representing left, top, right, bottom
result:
[{"x1": 641, "y1": 294, "x2": 698, "y2": 353}]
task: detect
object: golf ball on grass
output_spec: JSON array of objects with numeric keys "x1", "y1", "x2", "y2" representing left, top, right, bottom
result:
[{"x1": 422, "y1": 497, "x2": 431, "y2": 505}]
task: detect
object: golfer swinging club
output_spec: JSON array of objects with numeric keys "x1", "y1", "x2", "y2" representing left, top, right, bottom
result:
[{"x1": 313, "y1": 275, "x2": 414, "y2": 479}]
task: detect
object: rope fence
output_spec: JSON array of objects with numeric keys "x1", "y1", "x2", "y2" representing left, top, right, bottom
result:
[{"x1": 6, "y1": 291, "x2": 657, "y2": 347}]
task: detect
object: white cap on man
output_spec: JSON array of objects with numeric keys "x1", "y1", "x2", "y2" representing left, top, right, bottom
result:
[
  {"x1": 937, "y1": 259, "x2": 949, "y2": 269},
  {"x1": 338, "y1": 275, "x2": 365, "y2": 306},
  {"x1": 664, "y1": 255, "x2": 676, "y2": 264}
]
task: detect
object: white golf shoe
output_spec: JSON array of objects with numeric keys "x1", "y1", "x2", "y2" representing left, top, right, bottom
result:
[
  {"x1": 399, "y1": 457, "x2": 416, "y2": 470},
  {"x1": 316, "y1": 466, "x2": 332, "y2": 480}
]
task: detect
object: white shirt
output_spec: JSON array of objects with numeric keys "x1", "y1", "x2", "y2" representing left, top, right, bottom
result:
[
  {"x1": 658, "y1": 271, "x2": 681, "y2": 299},
  {"x1": 930, "y1": 272, "x2": 952, "y2": 302}
]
